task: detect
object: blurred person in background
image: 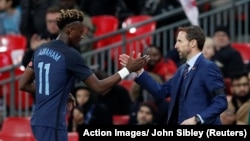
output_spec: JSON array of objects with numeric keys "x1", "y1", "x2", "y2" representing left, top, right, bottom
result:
[
  {"x1": 211, "y1": 25, "x2": 245, "y2": 78},
  {"x1": 246, "y1": 63, "x2": 250, "y2": 80},
  {"x1": 202, "y1": 37, "x2": 215, "y2": 60},
  {"x1": 20, "y1": 0, "x2": 58, "y2": 41},
  {"x1": 0, "y1": 0, "x2": 21, "y2": 35},
  {"x1": 220, "y1": 71, "x2": 250, "y2": 125},
  {"x1": 68, "y1": 86, "x2": 112, "y2": 127},
  {"x1": 134, "y1": 101, "x2": 158, "y2": 125},
  {"x1": 144, "y1": 45, "x2": 177, "y2": 81},
  {"x1": 21, "y1": 6, "x2": 61, "y2": 67},
  {"x1": 68, "y1": 86, "x2": 112, "y2": 141},
  {"x1": 40, "y1": 6, "x2": 61, "y2": 39}
]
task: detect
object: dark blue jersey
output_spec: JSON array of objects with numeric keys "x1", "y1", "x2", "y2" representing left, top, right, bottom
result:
[{"x1": 30, "y1": 40, "x2": 93, "y2": 129}]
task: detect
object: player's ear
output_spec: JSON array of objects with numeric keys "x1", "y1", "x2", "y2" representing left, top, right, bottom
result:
[
  {"x1": 65, "y1": 26, "x2": 73, "y2": 35},
  {"x1": 65, "y1": 28, "x2": 70, "y2": 35}
]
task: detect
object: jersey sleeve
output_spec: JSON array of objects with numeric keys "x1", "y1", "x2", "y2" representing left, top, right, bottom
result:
[{"x1": 65, "y1": 50, "x2": 93, "y2": 81}]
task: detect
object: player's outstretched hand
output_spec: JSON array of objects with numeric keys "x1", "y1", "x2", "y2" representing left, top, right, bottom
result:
[{"x1": 122, "y1": 51, "x2": 150, "y2": 73}]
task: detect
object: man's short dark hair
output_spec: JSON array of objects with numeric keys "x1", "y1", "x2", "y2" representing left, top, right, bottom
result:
[
  {"x1": 230, "y1": 71, "x2": 249, "y2": 83},
  {"x1": 178, "y1": 25, "x2": 205, "y2": 51},
  {"x1": 214, "y1": 25, "x2": 230, "y2": 38}
]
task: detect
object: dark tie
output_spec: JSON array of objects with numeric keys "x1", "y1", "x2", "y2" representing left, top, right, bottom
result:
[{"x1": 183, "y1": 63, "x2": 190, "y2": 80}]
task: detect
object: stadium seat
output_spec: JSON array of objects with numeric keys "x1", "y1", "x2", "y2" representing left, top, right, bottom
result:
[
  {"x1": 91, "y1": 15, "x2": 119, "y2": 49},
  {"x1": 0, "y1": 54, "x2": 11, "y2": 97},
  {"x1": 0, "y1": 35, "x2": 27, "y2": 65},
  {"x1": 122, "y1": 15, "x2": 156, "y2": 39},
  {"x1": 0, "y1": 35, "x2": 33, "y2": 110},
  {"x1": 0, "y1": 135, "x2": 35, "y2": 141},
  {"x1": 122, "y1": 15, "x2": 156, "y2": 50},
  {"x1": 110, "y1": 15, "x2": 156, "y2": 65},
  {"x1": 0, "y1": 57, "x2": 34, "y2": 110},
  {"x1": 0, "y1": 116, "x2": 35, "y2": 141},
  {"x1": 0, "y1": 116, "x2": 32, "y2": 135},
  {"x1": 68, "y1": 132, "x2": 79, "y2": 141},
  {"x1": 231, "y1": 43, "x2": 250, "y2": 64},
  {"x1": 112, "y1": 115, "x2": 130, "y2": 125}
]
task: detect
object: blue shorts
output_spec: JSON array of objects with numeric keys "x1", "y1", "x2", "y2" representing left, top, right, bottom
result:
[{"x1": 31, "y1": 126, "x2": 68, "y2": 141}]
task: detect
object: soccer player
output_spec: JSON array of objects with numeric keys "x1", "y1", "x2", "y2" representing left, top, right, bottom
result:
[{"x1": 19, "y1": 9, "x2": 149, "y2": 141}]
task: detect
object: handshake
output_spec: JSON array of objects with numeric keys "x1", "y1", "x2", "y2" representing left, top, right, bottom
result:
[{"x1": 118, "y1": 51, "x2": 150, "y2": 77}]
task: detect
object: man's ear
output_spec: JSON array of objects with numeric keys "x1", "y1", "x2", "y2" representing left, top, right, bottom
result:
[{"x1": 190, "y1": 39, "x2": 197, "y2": 48}]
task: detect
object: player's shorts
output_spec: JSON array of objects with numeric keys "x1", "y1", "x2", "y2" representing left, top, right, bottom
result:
[{"x1": 31, "y1": 126, "x2": 68, "y2": 141}]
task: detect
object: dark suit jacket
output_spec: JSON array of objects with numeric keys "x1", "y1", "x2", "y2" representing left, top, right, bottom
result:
[{"x1": 135, "y1": 54, "x2": 228, "y2": 125}]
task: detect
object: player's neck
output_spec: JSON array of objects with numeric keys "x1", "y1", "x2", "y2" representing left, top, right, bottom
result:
[{"x1": 56, "y1": 32, "x2": 69, "y2": 45}]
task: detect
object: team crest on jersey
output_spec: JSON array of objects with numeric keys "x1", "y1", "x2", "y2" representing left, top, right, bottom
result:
[{"x1": 28, "y1": 61, "x2": 33, "y2": 67}]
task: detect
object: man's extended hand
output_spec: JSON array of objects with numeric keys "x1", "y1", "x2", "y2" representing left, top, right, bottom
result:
[{"x1": 119, "y1": 51, "x2": 150, "y2": 73}]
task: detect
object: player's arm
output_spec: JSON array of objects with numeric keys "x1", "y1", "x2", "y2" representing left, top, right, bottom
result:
[
  {"x1": 19, "y1": 67, "x2": 36, "y2": 94},
  {"x1": 84, "y1": 72, "x2": 124, "y2": 94},
  {"x1": 84, "y1": 53, "x2": 149, "y2": 94}
]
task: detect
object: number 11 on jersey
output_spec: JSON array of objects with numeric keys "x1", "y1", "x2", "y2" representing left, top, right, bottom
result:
[{"x1": 38, "y1": 62, "x2": 51, "y2": 95}]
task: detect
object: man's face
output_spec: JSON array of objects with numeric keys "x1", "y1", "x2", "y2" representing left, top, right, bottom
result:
[
  {"x1": 202, "y1": 41, "x2": 215, "y2": 60},
  {"x1": 46, "y1": 12, "x2": 60, "y2": 34},
  {"x1": 175, "y1": 31, "x2": 191, "y2": 59},
  {"x1": 136, "y1": 106, "x2": 153, "y2": 125},
  {"x1": 76, "y1": 89, "x2": 90, "y2": 106},
  {"x1": 213, "y1": 31, "x2": 230, "y2": 50},
  {"x1": 231, "y1": 76, "x2": 250, "y2": 97},
  {"x1": 68, "y1": 22, "x2": 86, "y2": 47},
  {"x1": 146, "y1": 47, "x2": 161, "y2": 67},
  {"x1": 0, "y1": 0, "x2": 9, "y2": 11}
]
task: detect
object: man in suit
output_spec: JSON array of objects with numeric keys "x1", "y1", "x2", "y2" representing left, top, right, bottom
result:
[{"x1": 119, "y1": 25, "x2": 228, "y2": 125}]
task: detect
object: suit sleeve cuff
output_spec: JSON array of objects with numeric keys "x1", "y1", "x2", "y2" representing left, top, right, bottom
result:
[
  {"x1": 197, "y1": 114, "x2": 204, "y2": 124},
  {"x1": 136, "y1": 68, "x2": 144, "y2": 78}
]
